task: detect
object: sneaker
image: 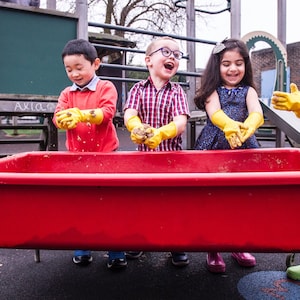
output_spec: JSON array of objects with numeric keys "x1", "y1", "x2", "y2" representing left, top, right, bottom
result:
[
  {"x1": 107, "y1": 251, "x2": 127, "y2": 270},
  {"x1": 171, "y1": 252, "x2": 189, "y2": 267},
  {"x1": 125, "y1": 251, "x2": 144, "y2": 259},
  {"x1": 73, "y1": 250, "x2": 93, "y2": 266}
]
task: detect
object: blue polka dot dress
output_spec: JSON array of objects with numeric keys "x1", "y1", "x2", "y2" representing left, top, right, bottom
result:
[{"x1": 194, "y1": 85, "x2": 259, "y2": 150}]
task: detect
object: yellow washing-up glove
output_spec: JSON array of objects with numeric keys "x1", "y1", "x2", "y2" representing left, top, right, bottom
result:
[
  {"x1": 272, "y1": 83, "x2": 300, "y2": 118},
  {"x1": 144, "y1": 122, "x2": 177, "y2": 149},
  {"x1": 240, "y1": 112, "x2": 264, "y2": 143},
  {"x1": 126, "y1": 115, "x2": 142, "y2": 132},
  {"x1": 211, "y1": 109, "x2": 245, "y2": 149},
  {"x1": 56, "y1": 107, "x2": 103, "y2": 129},
  {"x1": 126, "y1": 115, "x2": 148, "y2": 144}
]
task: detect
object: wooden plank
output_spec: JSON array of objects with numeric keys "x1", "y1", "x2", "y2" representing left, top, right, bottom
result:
[
  {"x1": 0, "y1": 95, "x2": 58, "y2": 151},
  {"x1": 0, "y1": 94, "x2": 57, "y2": 115}
]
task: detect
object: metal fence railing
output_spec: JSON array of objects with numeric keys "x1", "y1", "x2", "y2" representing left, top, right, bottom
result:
[{"x1": 88, "y1": 22, "x2": 217, "y2": 109}]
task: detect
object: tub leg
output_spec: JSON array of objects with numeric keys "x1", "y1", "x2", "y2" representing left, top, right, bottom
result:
[{"x1": 34, "y1": 249, "x2": 40, "y2": 263}]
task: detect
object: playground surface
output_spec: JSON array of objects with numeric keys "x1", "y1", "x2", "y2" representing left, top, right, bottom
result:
[{"x1": 0, "y1": 250, "x2": 299, "y2": 299}]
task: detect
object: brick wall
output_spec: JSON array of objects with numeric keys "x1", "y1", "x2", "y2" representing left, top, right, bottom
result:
[
  {"x1": 251, "y1": 42, "x2": 300, "y2": 95},
  {"x1": 287, "y1": 42, "x2": 300, "y2": 87}
]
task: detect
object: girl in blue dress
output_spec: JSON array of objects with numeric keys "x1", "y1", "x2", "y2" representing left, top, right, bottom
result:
[{"x1": 194, "y1": 38, "x2": 264, "y2": 273}]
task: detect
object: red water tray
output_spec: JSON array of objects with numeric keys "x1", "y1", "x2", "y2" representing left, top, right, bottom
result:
[{"x1": 0, "y1": 148, "x2": 299, "y2": 252}]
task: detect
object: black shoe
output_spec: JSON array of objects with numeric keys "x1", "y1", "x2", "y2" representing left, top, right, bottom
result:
[
  {"x1": 125, "y1": 251, "x2": 144, "y2": 259},
  {"x1": 107, "y1": 258, "x2": 127, "y2": 270},
  {"x1": 72, "y1": 255, "x2": 93, "y2": 266},
  {"x1": 171, "y1": 252, "x2": 189, "y2": 267}
]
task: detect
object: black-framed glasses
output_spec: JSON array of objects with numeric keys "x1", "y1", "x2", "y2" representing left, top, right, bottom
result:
[{"x1": 148, "y1": 47, "x2": 183, "y2": 60}]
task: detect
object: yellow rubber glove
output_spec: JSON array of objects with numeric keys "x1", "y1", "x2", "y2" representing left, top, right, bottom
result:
[
  {"x1": 56, "y1": 107, "x2": 103, "y2": 129},
  {"x1": 55, "y1": 115, "x2": 71, "y2": 130},
  {"x1": 126, "y1": 115, "x2": 142, "y2": 131},
  {"x1": 272, "y1": 83, "x2": 300, "y2": 118},
  {"x1": 240, "y1": 112, "x2": 264, "y2": 143},
  {"x1": 55, "y1": 108, "x2": 82, "y2": 130},
  {"x1": 126, "y1": 115, "x2": 147, "y2": 144},
  {"x1": 144, "y1": 122, "x2": 177, "y2": 149},
  {"x1": 211, "y1": 109, "x2": 245, "y2": 149}
]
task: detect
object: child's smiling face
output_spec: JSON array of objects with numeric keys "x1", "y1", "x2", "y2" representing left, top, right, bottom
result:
[
  {"x1": 63, "y1": 54, "x2": 100, "y2": 87},
  {"x1": 145, "y1": 39, "x2": 181, "y2": 81},
  {"x1": 220, "y1": 49, "x2": 245, "y2": 89}
]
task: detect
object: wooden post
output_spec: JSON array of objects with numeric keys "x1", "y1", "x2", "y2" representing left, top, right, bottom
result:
[
  {"x1": 186, "y1": 0, "x2": 196, "y2": 111},
  {"x1": 277, "y1": 0, "x2": 286, "y2": 47},
  {"x1": 46, "y1": 0, "x2": 56, "y2": 10},
  {"x1": 76, "y1": 0, "x2": 88, "y2": 40},
  {"x1": 186, "y1": 0, "x2": 196, "y2": 149},
  {"x1": 230, "y1": 0, "x2": 241, "y2": 38}
]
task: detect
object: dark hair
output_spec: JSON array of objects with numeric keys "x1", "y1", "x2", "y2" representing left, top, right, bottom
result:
[
  {"x1": 194, "y1": 38, "x2": 256, "y2": 110},
  {"x1": 61, "y1": 39, "x2": 98, "y2": 64}
]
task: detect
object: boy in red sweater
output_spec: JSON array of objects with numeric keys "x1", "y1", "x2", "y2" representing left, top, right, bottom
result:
[{"x1": 53, "y1": 39, "x2": 126, "y2": 270}]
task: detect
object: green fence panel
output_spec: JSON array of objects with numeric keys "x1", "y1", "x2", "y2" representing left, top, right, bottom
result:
[{"x1": 0, "y1": 6, "x2": 77, "y2": 96}]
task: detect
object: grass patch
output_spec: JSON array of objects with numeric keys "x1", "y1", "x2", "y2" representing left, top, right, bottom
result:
[{"x1": 3, "y1": 129, "x2": 43, "y2": 136}]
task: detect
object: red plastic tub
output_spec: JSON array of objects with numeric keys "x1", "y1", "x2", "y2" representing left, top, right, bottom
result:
[{"x1": 0, "y1": 148, "x2": 300, "y2": 252}]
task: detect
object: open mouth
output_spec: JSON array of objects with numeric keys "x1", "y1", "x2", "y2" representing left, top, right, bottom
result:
[{"x1": 164, "y1": 62, "x2": 174, "y2": 70}]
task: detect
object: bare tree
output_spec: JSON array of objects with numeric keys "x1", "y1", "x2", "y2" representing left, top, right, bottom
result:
[
  {"x1": 88, "y1": 0, "x2": 185, "y2": 38},
  {"x1": 52, "y1": 0, "x2": 185, "y2": 53}
]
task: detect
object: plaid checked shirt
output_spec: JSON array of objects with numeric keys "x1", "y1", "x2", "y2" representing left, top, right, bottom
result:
[{"x1": 124, "y1": 77, "x2": 190, "y2": 151}]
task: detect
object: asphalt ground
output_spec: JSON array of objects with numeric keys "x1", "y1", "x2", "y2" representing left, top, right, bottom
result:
[
  {"x1": 0, "y1": 125, "x2": 299, "y2": 299},
  {"x1": 1, "y1": 250, "x2": 299, "y2": 300}
]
